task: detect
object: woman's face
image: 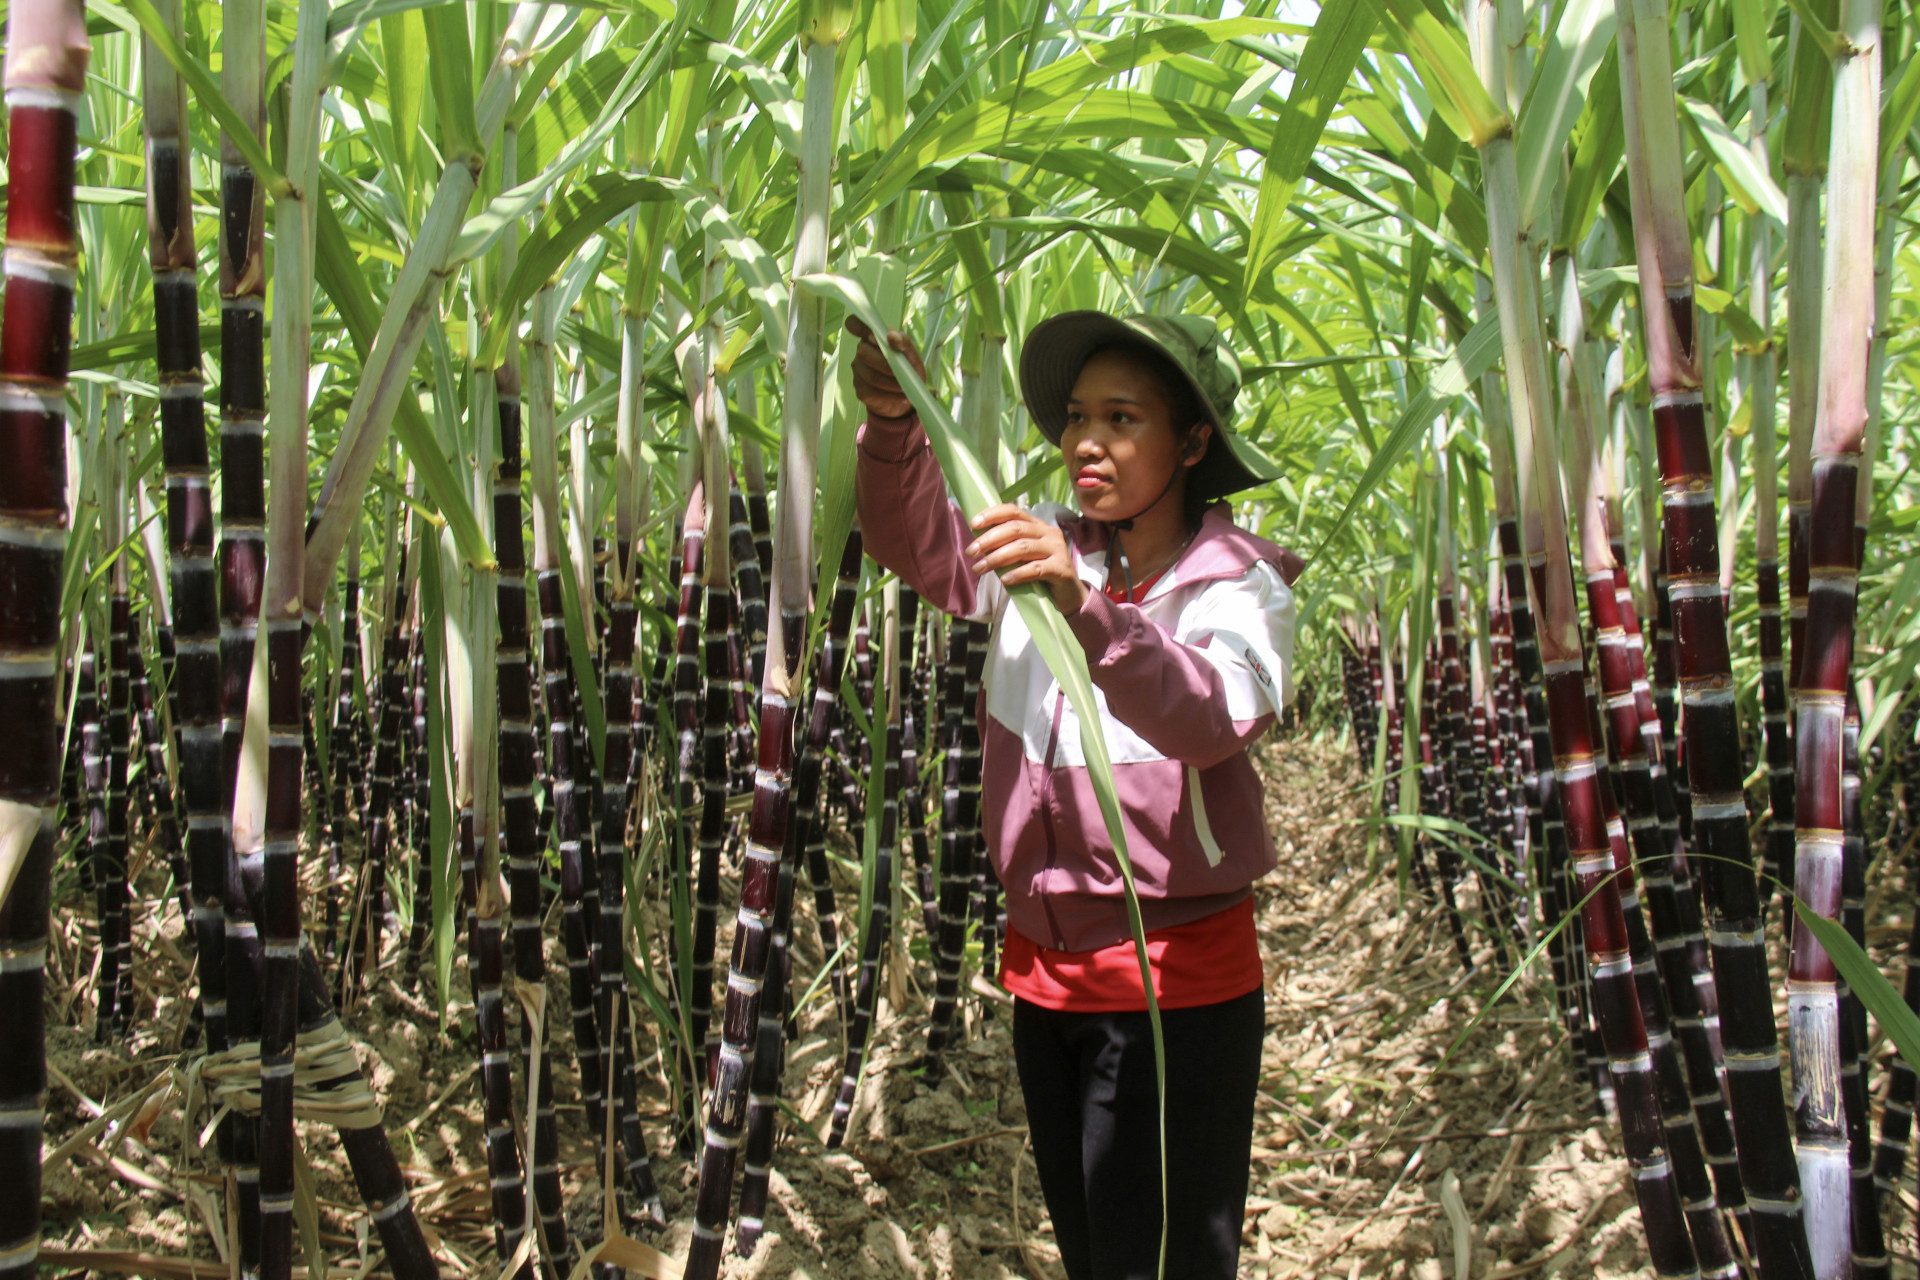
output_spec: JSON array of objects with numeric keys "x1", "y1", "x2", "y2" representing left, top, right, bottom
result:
[{"x1": 1059, "y1": 349, "x2": 1209, "y2": 522}]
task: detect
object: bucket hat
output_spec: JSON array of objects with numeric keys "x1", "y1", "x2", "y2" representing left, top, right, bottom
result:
[{"x1": 1017, "y1": 310, "x2": 1277, "y2": 503}]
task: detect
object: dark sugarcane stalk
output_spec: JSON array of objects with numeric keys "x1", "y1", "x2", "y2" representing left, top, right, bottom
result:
[
  {"x1": 1468, "y1": 1, "x2": 1695, "y2": 1258},
  {"x1": 829, "y1": 583, "x2": 901, "y2": 1150},
  {"x1": 924, "y1": 616, "x2": 975, "y2": 1068},
  {"x1": 216, "y1": 0, "x2": 269, "y2": 1254},
  {"x1": 106, "y1": 568, "x2": 132, "y2": 1035},
  {"x1": 0, "y1": 11, "x2": 84, "y2": 1265},
  {"x1": 898, "y1": 589, "x2": 937, "y2": 939},
  {"x1": 1482, "y1": 282, "x2": 1579, "y2": 1082},
  {"x1": 343, "y1": 564, "x2": 408, "y2": 1002},
  {"x1": 483, "y1": 340, "x2": 537, "y2": 1277},
  {"x1": 1839, "y1": 704, "x2": 1887, "y2": 1277},
  {"x1": 729, "y1": 484, "x2": 768, "y2": 698},
  {"x1": 1780, "y1": 17, "x2": 1832, "y2": 914},
  {"x1": 523, "y1": 286, "x2": 580, "y2": 1270},
  {"x1": 729, "y1": 47, "x2": 838, "y2": 1241},
  {"x1": 142, "y1": 0, "x2": 231, "y2": 1190},
  {"x1": 735, "y1": 533, "x2": 864, "y2": 1250},
  {"x1": 402, "y1": 640, "x2": 431, "y2": 989},
  {"x1": 1584, "y1": 674, "x2": 1739, "y2": 1276},
  {"x1": 1871, "y1": 904, "x2": 1920, "y2": 1208},
  {"x1": 595, "y1": 566, "x2": 663, "y2": 1225},
  {"x1": 1556, "y1": 253, "x2": 1747, "y2": 1254},
  {"x1": 524, "y1": 291, "x2": 606, "y2": 1165},
  {"x1": 132, "y1": 608, "x2": 189, "y2": 931},
  {"x1": 1783, "y1": 2, "x2": 1880, "y2": 1274},
  {"x1": 1420, "y1": 652, "x2": 1475, "y2": 973},
  {"x1": 806, "y1": 532, "x2": 863, "y2": 1028},
  {"x1": 962, "y1": 620, "x2": 994, "y2": 981},
  {"x1": 325, "y1": 542, "x2": 362, "y2": 961},
  {"x1": 248, "y1": 13, "x2": 324, "y2": 1266},
  {"x1": 1611, "y1": 0, "x2": 1818, "y2": 1269},
  {"x1": 698, "y1": 589, "x2": 743, "y2": 1094},
  {"x1": 536, "y1": 550, "x2": 608, "y2": 1152},
  {"x1": 668, "y1": 494, "x2": 708, "y2": 1145},
  {"x1": 79, "y1": 646, "x2": 110, "y2": 1031}
]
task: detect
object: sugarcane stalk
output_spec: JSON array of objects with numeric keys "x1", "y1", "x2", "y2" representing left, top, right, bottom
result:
[
  {"x1": 1784, "y1": 5, "x2": 1881, "y2": 1276},
  {"x1": 725, "y1": 44, "x2": 838, "y2": 1226},
  {"x1": 1611, "y1": 0, "x2": 1819, "y2": 1270},
  {"x1": 829, "y1": 579, "x2": 900, "y2": 1149},
  {"x1": 132, "y1": 607, "x2": 188, "y2": 931},
  {"x1": 1467, "y1": 0, "x2": 1699, "y2": 1266},
  {"x1": 106, "y1": 562, "x2": 132, "y2": 1037},
  {"x1": 668, "y1": 487, "x2": 707, "y2": 1145},
  {"x1": 1478, "y1": 286, "x2": 1583, "y2": 1086},
  {"x1": 1554, "y1": 248, "x2": 1741, "y2": 1273},
  {"x1": 522, "y1": 285, "x2": 578, "y2": 1269}
]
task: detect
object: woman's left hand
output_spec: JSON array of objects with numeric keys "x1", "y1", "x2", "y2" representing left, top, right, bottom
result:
[{"x1": 965, "y1": 504, "x2": 1089, "y2": 616}]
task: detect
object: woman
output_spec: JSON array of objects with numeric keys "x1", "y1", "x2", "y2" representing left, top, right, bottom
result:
[{"x1": 851, "y1": 310, "x2": 1299, "y2": 1280}]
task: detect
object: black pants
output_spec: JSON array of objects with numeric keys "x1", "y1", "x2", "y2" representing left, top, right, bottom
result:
[{"x1": 1013, "y1": 989, "x2": 1264, "y2": 1280}]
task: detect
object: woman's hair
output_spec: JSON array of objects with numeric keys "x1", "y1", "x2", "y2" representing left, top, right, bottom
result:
[{"x1": 1085, "y1": 339, "x2": 1215, "y2": 528}]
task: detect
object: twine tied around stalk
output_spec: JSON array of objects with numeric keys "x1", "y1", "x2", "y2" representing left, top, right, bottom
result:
[{"x1": 184, "y1": 1018, "x2": 386, "y2": 1145}]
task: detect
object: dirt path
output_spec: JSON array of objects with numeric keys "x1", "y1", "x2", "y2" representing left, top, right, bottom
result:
[{"x1": 36, "y1": 735, "x2": 1916, "y2": 1278}]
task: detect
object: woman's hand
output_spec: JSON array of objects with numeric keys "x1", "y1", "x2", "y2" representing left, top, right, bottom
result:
[
  {"x1": 846, "y1": 316, "x2": 927, "y2": 421},
  {"x1": 965, "y1": 504, "x2": 1089, "y2": 617}
]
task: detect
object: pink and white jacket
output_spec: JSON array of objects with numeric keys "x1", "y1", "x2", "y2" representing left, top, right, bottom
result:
[{"x1": 857, "y1": 412, "x2": 1301, "y2": 954}]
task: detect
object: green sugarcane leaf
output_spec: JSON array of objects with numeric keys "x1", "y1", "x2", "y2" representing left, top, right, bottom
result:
[
  {"x1": 1310, "y1": 312, "x2": 1502, "y2": 562},
  {"x1": 1557, "y1": 44, "x2": 1623, "y2": 250},
  {"x1": 1243, "y1": 0, "x2": 1377, "y2": 300},
  {"x1": 940, "y1": 198, "x2": 1007, "y2": 342},
  {"x1": 378, "y1": 7, "x2": 426, "y2": 196},
  {"x1": 1881, "y1": 53, "x2": 1920, "y2": 182},
  {"x1": 1362, "y1": 0, "x2": 1509, "y2": 149},
  {"x1": 1681, "y1": 96, "x2": 1789, "y2": 224},
  {"x1": 1514, "y1": 0, "x2": 1614, "y2": 230},
  {"x1": 1794, "y1": 906, "x2": 1920, "y2": 1071},
  {"x1": 1782, "y1": 2, "x2": 1837, "y2": 173},
  {"x1": 800, "y1": 269, "x2": 1171, "y2": 1267},
  {"x1": 422, "y1": 3, "x2": 478, "y2": 158}
]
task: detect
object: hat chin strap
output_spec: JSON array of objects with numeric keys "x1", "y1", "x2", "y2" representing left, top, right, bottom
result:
[{"x1": 1103, "y1": 457, "x2": 1186, "y2": 600}]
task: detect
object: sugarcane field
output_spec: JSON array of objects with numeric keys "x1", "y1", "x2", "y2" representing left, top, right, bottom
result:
[{"x1": 12, "y1": 0, "x2": 1920, "y2": 1276}]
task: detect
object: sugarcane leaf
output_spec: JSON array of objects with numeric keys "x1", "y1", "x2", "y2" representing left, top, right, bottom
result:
[
  {"x1": 1514, "y1": 0, "x2": 1614, "y2": 230},
  {"x1": 1781, "y1": 0, "x2": 1844, "y2": 59},
  {"x1": 421, "y1": 3, "x2": 478, "y2": 158},
  {"x1": 1680, "y1": 96, "x2": 1789, "y2": 224},
  {"x1": 1362, "y1": 0, "x2": 1509, "y2": 149},
  {"x1": 1310, "y1": 311, "x2": 1502, "y2": 562},
  {"x1": 378, "y1": 7, "x2": 426, "y2": 196},
  {"x1": 1242, "y1": 0, "x2": 1377, "y2": 299},
  {"x1": 1558, "y1": 44, "x2": 1623, "y2": 249},
  {"x1": 1881, "y1": 53, "x2": 1920, "y2": 182},
  {"x1": 1794, "y1": 906, "x2": 1920, "y2": 1070},
  {"x1": 556, "y1": 506, "x2": 609, "y2": 774},
  {"x1": 460, "y1": 12, "x2": 687, "y2": 265}
]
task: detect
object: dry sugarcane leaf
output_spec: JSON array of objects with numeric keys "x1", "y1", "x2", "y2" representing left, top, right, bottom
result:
[
  {"x1": 0, "y1": 799, "x2": 43, "y2": 912},
  {"x1": 563, "y1": 1234, "x2": 683, "y2": 1280},
  {"x1": 292, "y1": 1138, "x2": 328, "y2": 1280}
]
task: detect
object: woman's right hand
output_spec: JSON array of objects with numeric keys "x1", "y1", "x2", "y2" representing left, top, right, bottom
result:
[{"x1": 846, "y1": 316, "x2": 927, "y2": 421}]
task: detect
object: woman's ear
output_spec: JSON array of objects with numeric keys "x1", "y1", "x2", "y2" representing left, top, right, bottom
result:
[{"x1": 1182, "y1": 422, "x2": 1213, "y2": 467}]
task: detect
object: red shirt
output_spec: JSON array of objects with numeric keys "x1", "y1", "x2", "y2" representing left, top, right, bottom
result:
[{"x1": 997, "y1": 562, "x2": 1265, "y2": 1013}]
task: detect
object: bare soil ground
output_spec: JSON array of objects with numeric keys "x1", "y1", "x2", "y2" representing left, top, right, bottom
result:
[{"x1": 34, "y1": 734, "x2": 1920, "y2": 1278}]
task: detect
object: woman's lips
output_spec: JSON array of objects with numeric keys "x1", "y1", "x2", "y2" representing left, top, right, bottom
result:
[{"x1": 1075, "y1": 469, "x2": 1108, "y2": 489}]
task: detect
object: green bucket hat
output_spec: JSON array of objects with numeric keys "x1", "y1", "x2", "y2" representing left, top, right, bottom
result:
[{"x1": 1017, "y1": 310, "x2": 1278, "y2": 504}]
